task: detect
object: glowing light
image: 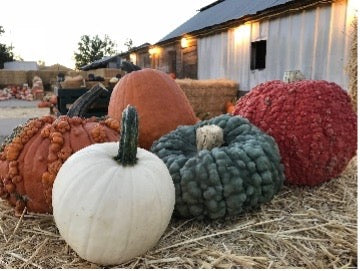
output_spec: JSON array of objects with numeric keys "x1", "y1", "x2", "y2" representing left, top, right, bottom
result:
[
  {"x1": 346, "y1": 0, "x2": 358, "y2": 28},
  {"x1": 181, "y1": 37, "x2": 189, "y2": 48},
  {"x1": 234, "y1": 24, "x2": 251, "y2": 44},
  {"x1": 129, "y1": 53, "x2": 136, "y2": 64},
  {"x1": 148, "y1": 47, "x2": 160, "y2": 55}
]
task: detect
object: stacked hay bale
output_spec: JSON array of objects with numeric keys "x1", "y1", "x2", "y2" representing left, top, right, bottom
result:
[
  {"x1": 347, "y1": 17, "x2": 357, "y2": 112},
  {"x1": 60, "y1": 75, "x2": 85, "y2": 89},
  {"x1": 176, "y1": 79, "x2": 238, "y2": 119},
  {"x1": 0, "y1": 70, "x2": 27, "y2": 86}
]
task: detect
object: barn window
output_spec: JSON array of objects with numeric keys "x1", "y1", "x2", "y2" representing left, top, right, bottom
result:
[{"x1": 250, "y1": 40, "x2": 266, "y2": 70}]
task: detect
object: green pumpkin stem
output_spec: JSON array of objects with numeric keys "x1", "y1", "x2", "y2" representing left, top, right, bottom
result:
[{"x1": 114, "y1": 105, "x2": 138, "y2": 166}]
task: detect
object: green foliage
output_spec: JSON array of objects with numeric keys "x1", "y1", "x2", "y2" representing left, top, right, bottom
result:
[
  {"x1": 37, "y1": 60, "x2": 46, "y2": 68},
  {"x1": 74, "y1": 34, "x2": 117, "y2": 69},
  {"x1": 0, "y1": 26, "x2": 15, "y2": 69},
  {"x1": 124, "y1": 38, "x2": 133, "y2": 51}
]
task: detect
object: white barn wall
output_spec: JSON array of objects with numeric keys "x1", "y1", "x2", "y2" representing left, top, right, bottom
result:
[{"x1": 198, "y1": 0, "x2": 352, "y2": 91}]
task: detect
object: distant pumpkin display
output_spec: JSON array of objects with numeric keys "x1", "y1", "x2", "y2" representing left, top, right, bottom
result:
[{"x1": 108, "y1": 68, "x2": 198, "y2": 149}]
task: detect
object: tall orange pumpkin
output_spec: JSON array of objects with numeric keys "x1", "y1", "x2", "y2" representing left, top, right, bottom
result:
[
  {"x1": 108, "y1": 69, "x2": 198, "y2": 149},
  {"x1": 0, "y1": 115, "x2": 119, "y2": 214}
]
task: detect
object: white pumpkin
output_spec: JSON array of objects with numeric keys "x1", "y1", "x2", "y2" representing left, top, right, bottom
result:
[{"x1": 52, "y1": 106, "x2": 175, "y2": 265}]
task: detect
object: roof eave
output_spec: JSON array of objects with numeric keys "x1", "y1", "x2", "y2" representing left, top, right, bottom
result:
[{"x1": 154, "y1": 0, "x2": 333, "y2": 47}]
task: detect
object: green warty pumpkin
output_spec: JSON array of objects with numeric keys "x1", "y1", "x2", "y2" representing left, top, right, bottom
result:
[{"x1": 151, "y1": 114, "x2": 285, "y2": 220}]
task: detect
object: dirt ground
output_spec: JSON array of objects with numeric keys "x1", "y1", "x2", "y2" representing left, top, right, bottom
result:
[
  {"x1": 0, "y1": 99, "x2": 50, "y2": 119},
  {"x1": 0, "y1": 100, "x2": 51, "y2": 144},
  {"x1": 0, "y1": 107, "x2": 50, "y2": 119}
]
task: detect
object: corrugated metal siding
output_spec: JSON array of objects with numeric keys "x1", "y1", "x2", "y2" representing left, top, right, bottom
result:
[{"x1": 198, "y1": 0, "x2": 352, "y2": 91}]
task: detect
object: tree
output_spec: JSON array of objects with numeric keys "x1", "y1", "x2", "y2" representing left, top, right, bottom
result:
[
  {"x1": 124, "y1": 38, "x2": 134, "y2": 51},
  {"x1": 0, "y1": 26, "x2": 15, "y2": 69},
  {"x1": 74, "y1": 34, "x2": 117, "y2": 69},
  {"x1": 37, "y1": 60, "x2": 46, "y2": 68}
]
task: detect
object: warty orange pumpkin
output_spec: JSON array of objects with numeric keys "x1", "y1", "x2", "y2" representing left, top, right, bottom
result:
[
  {"x1": 0, "y1": 84, "x2": 120, "y2": 215},
  {"x1": 0, "y1": 115, "x2": 119, "y2": 215}
]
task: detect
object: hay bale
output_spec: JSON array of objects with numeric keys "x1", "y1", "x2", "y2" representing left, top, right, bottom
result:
[
  {"x1": 0, "y1": 70, "x2": 27, "y2": 85},
  {"x1": 60, "y1": 75, "x2": 85, "y2": 89},
  {"x1": 39, "y1": 64, "x2": 72, "y2": 71},
  {"x1": 176, "y1": 79, "x2": 238, "y2": 119},
  {"x1": 67, "y1": 70, "x2": 87, "y2": 78},
  {"x1": 347, "y1": 17, "x2": 357, "y2": 112}
]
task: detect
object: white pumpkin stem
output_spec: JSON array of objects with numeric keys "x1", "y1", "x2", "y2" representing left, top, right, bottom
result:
[
  {"x1": 196, "y1": 125, "x2": 224, "y2": 151},
  {"x1": 114, "y1": 105, "x2": 138, "y2": 166}
]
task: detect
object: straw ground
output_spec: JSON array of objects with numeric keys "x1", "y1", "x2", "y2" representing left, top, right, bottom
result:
[{"x1": 0, "y1": 156, "x2": 357, "y2": 268}]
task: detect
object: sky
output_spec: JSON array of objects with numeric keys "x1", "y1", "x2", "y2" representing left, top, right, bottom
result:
[{"x1": 1, "y1": 0, "x2": 214, "y2": 69}]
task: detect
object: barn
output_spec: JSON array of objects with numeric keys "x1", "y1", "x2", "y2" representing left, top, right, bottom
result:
[
  {"x1": 80, "y1": 55, "x2": 122, "y2": 71},
  {"x1": 82, "y1": 43, "x2": 152, "y2": 72},
  {"x1": 149, "y1": 0, "x2": 356, "y2": 92},
  {"x1": 118, "y1": 43, "x2": 151, "y2": 69}
]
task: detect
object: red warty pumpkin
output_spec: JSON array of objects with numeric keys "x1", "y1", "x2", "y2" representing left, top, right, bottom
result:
[{"x1": 234, "y1": 80, "x2": 357, "y2": 186}]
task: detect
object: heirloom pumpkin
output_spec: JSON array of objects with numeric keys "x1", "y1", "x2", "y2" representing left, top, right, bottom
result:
[
  {"x1": 0, "y1": 84, "x2": 120, "y2": 215},
  {"x1": 151, "y1": 114, "x2": 285, "y2": 220},
  {"x1": 0, "y1": 115, "x2": 119, "y2": 215},
  {"x1": 52, "y1": 106, "x2": 175, "y2": 265},
  {"x1": 108, "y1": 68, "x2": 198, "y2": 149},
  {"x1": 0, "y1": 116, "x2": 119, "y2": 216},
  {"x1": 234, "y1": 80, "x2": 357, "y2": 186}
]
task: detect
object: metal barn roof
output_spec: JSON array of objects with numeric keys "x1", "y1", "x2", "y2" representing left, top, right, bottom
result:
[
  {"x1": 157, "y1": 0, "x2": 296, "y2": 43},
  {"x1": 81, "y1": 43, "x2": 151, "y2": 71},
  {"x1": 80, "y1": 55, "x2": 119, "y2": 71}
]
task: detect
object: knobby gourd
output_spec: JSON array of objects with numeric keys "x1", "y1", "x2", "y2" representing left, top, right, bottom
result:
[
  {"x1": 0, "y1": 91, "x2": 120, "y2": 215},
  {"x1": 234, "y1": 80, "x2": 357, "y2": 186},
  {"x1": 224, "y1": 101, "x2": 235, "y2": 114},
  {"x1": 108, "y1": 68, "x2": 198, "y2": 149},
  {"x1": 151, "y1": 114, "x2": 285, "y2": 220},
  {"x1": 52, "y1": 105, "x2": 175, "y2": 265}
]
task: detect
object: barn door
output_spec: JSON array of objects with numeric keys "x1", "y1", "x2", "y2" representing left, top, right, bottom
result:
[{"x1": 168, "y1": 51, "x2": 177, "y2": 76}]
